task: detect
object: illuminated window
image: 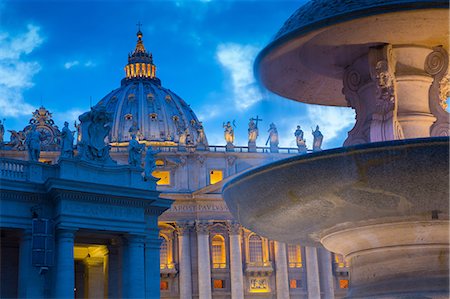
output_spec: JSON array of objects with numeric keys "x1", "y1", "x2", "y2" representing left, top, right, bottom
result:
[
  {"x1": 287, "y1": 244, "x2": 302, "y2": 268},
  {"x1": 249, "y1": 235, "x2": 263, "y2": 263},
  {"x1": 213, "y1": 279, "x2": 225, "y2": 289},
  {"x1": 152, "y1": 171, "x2": 171, "y2": 185},
  {"x1": 38, "y1": 159, "x2": 52, "y2": 165},
  {"x1": 211, "y1": 235, "x2": 226, "y2": 269},
  {"x1": 155, "y1": 159, "x2": 165, "y2": 166},
  {"x1": 334, "y1": 253, "x2": 348, "y2": 268},
  {"x1": 124, "y1": 114, "x2": 133, "y2": 120},
  {"x1": 339, "y1": 279, "x2": 349, "y2": 289},
  {"x1": 209, "y1": 170, "x2": 223, "y2": 185},
  {"x1": 160, "y1": 281, "x2": 169, "y2": 290},
  {"x1": 160, "y1": 236, "x2": 168, "y2": 269},
  {"x1": 289, "y1": 279, "x2": 301, "y2": 289}
]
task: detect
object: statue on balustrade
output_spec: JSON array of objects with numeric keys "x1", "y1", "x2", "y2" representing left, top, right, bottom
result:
[
  {"x1": 196, "y1": 122, "x2": 208, "y2": 150},
  {"x1": 248, "y1": 118, "x2": 259, "y2": 143},
  {"x1": 295, "y1": 125, "x2": 307, "y2": 154},
  {"x1": 144, "y1": 146, "x2": 160, "y2": 181},
  {"x1": 223, "y1": 121, "x2": 235, "y2": 145},
  {"x1": 60, "y1": 121, "x2": 74, "y2": 158},
  {"x1": 0, "y1": 119, "x2": 4, "y2": 144},
  {"x1": 312, "y1": 125, "x2": 323, "y2": 152},
  {"x1": 26, "y1": 125, "x2": 41, "y2": 161},
  {"x1": 128, "y1": 134, "x2": 144, "y2": 167},
  {"x1": 78, "y1": 106, "x2": 116, "y2": 164},
  {"x1": 266, "y1": 123, "x2": 279, "y2": 153}
]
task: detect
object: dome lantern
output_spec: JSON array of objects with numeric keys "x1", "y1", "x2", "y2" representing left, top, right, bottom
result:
[{"x1": 124, "y1": 27, "x2": 157, "y2": 83}]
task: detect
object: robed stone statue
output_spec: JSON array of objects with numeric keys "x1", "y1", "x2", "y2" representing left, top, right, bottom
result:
[
  {"x1": 60, "y1": 121, "x2": 74, "y2": 158},
  {"x1": 312, "y1": 125, "x2": 323, "y2": 152},
  {"x1": 26, "y1": 125, "x2": 41, "y2": 161}
]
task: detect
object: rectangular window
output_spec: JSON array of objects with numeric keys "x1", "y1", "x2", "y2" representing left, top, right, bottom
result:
[
  {"x1": 213, "y1": 279, "x2": 225, "y2": 289},
  {"x1": 152, "y1": 170, "x2": 171, "y2": 185},
  {"x1": 287, "y1": 244, "x2": 302, "y2": 268},
  {"x1": 209, "y1": 170, "x2": 223, "y2": 185},
  {"x1": 339, "y1": 279, "x2": 349, "y2": 289},
  {"x1": 289, "y1": 279, "x2": 301, "y2": 289},
  {"x1": 160, "y1": 281, "x2": 169, "y2": 290}
]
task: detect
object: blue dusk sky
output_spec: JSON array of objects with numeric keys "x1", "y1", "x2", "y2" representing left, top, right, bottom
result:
[{"x1": 0, "y1": 0, "x2": 355, "y2": 149}]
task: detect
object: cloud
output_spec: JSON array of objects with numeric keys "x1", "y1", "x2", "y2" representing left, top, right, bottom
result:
[
  {"x1": 64, "y1": 59, "x2": 96, "y2": 69},
  {"x1": 52, "y1": 108, "x2": 86, "y2": 127},
  {"x1": 64, "y1": 60, "x2": 79, "y2": 69},
  {"x1": 216, "y1": 43, "x2": 262, "y2": 110},
  {"x1": 306, "y1": 105, "x2": 355, "y2": 147},
  {"x1": 0, "y1": 24, "x2": 44, "y2": 118}
]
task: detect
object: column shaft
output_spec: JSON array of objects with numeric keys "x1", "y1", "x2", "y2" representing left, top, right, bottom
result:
[
  {"x1": 305, "y1": 246, "x2": 321, "y2": 299},
  {"x1": 196, "y1": 222, "x2": 211, "y2": 299},
  {"x1": 123, "y1": 235, "x2": 145, "y2": 299},
  {"x1": 178, "y1": 227, "x2": 193, "y2": 299},
  {"x1": 54, "y1": 229, "x2": 76, "y2": 299},
  {"x1": 319, "y1": 249, "x2": 335, "y2": 299},
  {"x1": 229, "y1": 230, "x2": 244, "y2": 299},
  {"x1": 274, "y1": 241, "x2": 290, "y2": 299},
  {"x1": 18, "y1": 229, "x2": 45, "y2": 298},
  {"x1": 145, "y1": 237, "x2": 161, "y2": 299}
]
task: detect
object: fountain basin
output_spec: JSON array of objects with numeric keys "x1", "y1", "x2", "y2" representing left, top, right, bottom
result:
[
  {"x1": 255, "y1": 1, "x2": 449, "y2": 106},
  {"x1": 223, "y1": 137, "x2": 449, "y2": 246},
  {"x1": 223, "y1": 137, "x2": 449, "y2": 298}
]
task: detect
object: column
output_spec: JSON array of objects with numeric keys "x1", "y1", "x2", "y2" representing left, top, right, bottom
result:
[
  {"x1": 18, "y1": 229, "x2": 45, "y2": 298},
  {"x1": 319, "y1": 249, "x2": 335, "y2": 299},
  {"x1": 274, "y1": 241, "x2": 290, "y2": 299},
  {"x1": 108, "y1": 240, "x2": 121, "y2": 299},
  {"x1": 196, "y1": 221, "x2": 212, "y2": 299},
  {"x1": 54, "y1": 229, "x2": 76, "y2": 299},
  {"x1": 227, "y1": 221, "x2": 244, "y2": 299},
  {"x1": 177, "y1": 222, "x2": 193, "y2": 299},
  {"x1": 84, "y1": 257, "x2": 105, "y2": 298},
  {"x1": 305, "y1": 246, "x2": 321, "y2": 299},
  {"x1": 123, "y1": 234, "x2": 145, "y2": 299},
  {"x1": 145, "y1": 234, "x2": 161, "y2": 299}
]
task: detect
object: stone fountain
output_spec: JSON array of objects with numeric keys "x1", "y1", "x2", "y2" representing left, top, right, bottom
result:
[{"x1": 223, "y1": 1, "x2": 449, "y2": 298}]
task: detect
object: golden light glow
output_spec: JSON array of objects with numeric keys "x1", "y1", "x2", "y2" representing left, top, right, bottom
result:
[
  {"x1": 334, "y1": 253, "x2": 348, "y2": 268},
  {"x1": 213, "y1": 280, "x2": 225, "y2": 289},
  {"x1": 209, "y1": 170, "x2": 223, "y2": 185},
  {"x1": 152, "y1": 170, "x2": 170, "y2": 185},
  {"x1": 289, "y1": 279, "x2": 298, "y2": 289},
  {"x1": 160, "y1": 281, "x2": 169, "y2": 290},
  {"x1": 249, "y1": 278, "x2": 270, "y2": 293},
  {"x1": 287, "y1": 244, "x2": 302, "y2": 268},
  {"x1": 155, "y1": 159, "x2": 165, "y2": 166},
  {"x1": 339, "y1": 279, "x2": 349, "y2": 289},
  {"x1": 212, "y1": 235, "x2": 226, "y2": 269}
]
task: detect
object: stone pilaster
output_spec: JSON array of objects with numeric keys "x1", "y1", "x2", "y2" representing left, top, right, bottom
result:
[
  {"x1": 227, "y1": 221, "x2": 244, "y2": 299},
  {"x1": 108, "y1": 240, "x2": 122, "y2": 298},
  {"x1": 54, "y1": 229, "x2": 76, "y2": 299},
  {"x1": 274, "y1": 241, "x2": 290, "y2": 299},
  {"x1": 196, "y1": 221, "x2": 212, "y2": 299},
  {"x1": 177, "y1": 221, "x2": 193, "y2": 299},
  {"x1": 84, "y1": 256, "x2": 105, "y2": 299},
  {"x1": 305, "y1": 247, "x2": 321, "y2": 299}
]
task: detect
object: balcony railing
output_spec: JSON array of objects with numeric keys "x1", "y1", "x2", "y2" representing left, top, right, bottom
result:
[{"x1": 0, "y1": 158, "x2": 28, "y2": 181}]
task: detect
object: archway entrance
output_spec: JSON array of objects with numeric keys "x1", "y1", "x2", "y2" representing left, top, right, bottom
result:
[{"x1": 74, "y1": 244, "x2": 108, "y2": 298}]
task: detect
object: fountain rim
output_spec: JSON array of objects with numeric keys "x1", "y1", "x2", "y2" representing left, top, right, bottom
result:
[
  {"x1": 254, "y1": 1, "x2": 449, "y2": 84},
  {"x1": 222, "y1": 137, "x2": 449, "y2": 193}
]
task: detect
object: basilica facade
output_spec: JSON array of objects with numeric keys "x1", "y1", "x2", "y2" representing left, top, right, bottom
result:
[{"x1": 0, "y1": 30, "x2": 349, "y2": 298}]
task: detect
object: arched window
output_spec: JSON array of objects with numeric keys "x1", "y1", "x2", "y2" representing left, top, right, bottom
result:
[
  {"x1": 249, "y1": 234, "x2": 263, "y2": 263},
  {"x1": 211, "y1": 235, "x2": 226, "y2": 269},
  {"x1": 160, "y1": 235, "x2": 168, "y2": 269},
  {"x1": 287, "y1": 244, "x2": 302, "y2": 268}
]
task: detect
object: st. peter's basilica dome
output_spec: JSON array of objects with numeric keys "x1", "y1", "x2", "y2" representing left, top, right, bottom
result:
[{"x1": 93, "y1": 30, "x2": 206, "y2": 147}]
